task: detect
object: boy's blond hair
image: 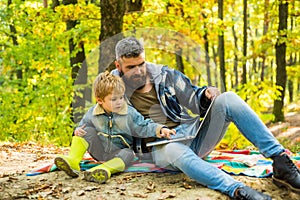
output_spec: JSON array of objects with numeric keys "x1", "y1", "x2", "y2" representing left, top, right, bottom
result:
[{"x1": 93, "y1": 71, "x2": 125, "y2": 100}]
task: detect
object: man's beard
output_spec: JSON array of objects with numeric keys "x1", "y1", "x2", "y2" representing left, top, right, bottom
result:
[{"x1": 121, "y1": 73, "x2": 147, "y2": 90}]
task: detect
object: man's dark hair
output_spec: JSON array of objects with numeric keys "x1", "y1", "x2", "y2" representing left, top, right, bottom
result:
[{"x1": 115, "y1": 37, "x2": 144, "y2": 60}]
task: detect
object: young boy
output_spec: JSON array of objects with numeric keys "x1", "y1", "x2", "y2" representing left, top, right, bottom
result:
[{"x1": 54, "y1": 71, "x2": 175, "y2": 184}]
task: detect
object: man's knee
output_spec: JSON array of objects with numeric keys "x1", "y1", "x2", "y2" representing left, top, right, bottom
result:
[{"x1": 160, "y1": 143, "x2": 190, "y2": 161}]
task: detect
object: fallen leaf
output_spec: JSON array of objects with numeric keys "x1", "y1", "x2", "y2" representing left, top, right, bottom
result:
[
  {"x1": 133, "y1": 193, "x2": 148, "y2": 198},
  {"x1": 145, "y1": 181, "x2": 155, "y2": 192},
  {"x1": 85, "y1": 186, "x2": 99, "y2": 191},
  {"x1": 182, "y1": 182, "x2": 192, "y2": 189},
  {"x1": 77, "y1": 190, "x2": 85, "y2": 196},
  {"x1": 158, "y1": 193, "x2": 177, "y2": 199}
]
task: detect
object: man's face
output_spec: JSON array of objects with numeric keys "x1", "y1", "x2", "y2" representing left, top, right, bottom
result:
[{"x1": 115, "y1": 53, "x2": 147, "y2": 90}]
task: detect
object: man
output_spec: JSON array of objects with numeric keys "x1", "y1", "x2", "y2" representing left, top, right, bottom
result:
[{"x1": 111, "y1": 36, "x2": 300, "y2": 199}]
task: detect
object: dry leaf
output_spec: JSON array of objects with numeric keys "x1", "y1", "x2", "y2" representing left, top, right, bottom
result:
[
  {"x1": 158, "y1": 193, "x2": 177, "y2": 199},
  {"x1": 133, "y1": 193, "x2": 148, "y2": 198}
]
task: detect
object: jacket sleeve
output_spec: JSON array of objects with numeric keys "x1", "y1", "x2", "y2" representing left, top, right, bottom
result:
[
  {"x1": 163, "y1": 67, "x2": 210, "y2": 116},
  {"x1": 127, "y1": 106, "x2": 164, "y2": 138},
  {"x1": 76, "y1": 106, "x2": 97, "y2": 130}
]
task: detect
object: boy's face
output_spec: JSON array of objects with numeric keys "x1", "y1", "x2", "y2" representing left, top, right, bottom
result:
[{"x1": 97, "y1": 92, "x2": 125, "y2": 113}]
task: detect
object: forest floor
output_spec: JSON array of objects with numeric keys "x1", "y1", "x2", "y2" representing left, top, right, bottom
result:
[{"x1": 0, "y1": 103, "x2": 300, "y2": 200}]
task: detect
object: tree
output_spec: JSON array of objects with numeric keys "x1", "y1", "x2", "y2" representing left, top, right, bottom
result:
[
  {"x1": 242, "y1": 0, "x2": 247, "y2": 85},
  {"x1": 61, "y1": 0, "x2": 87, "y2": 123},
  {"x1": 203, "y1": 12, "x2": 212, "y2": 86},
  {"x1": 98, "y1": 0, "x2": 143, "y2": 73},
  {"x1": 98, "y1": 0, "x2": 125, "y2": 73},
  {"x1": 273, "y1": 0, "x2": 288, "y2": 122},
  {"x1": 260, "y1": 0, "x2": 270, "y2": 82},
  {"x1": 218, "y1": 0, "x2": 226, "y2": 92},
  {"x1": 7, "y1": 0, "x2": 22, "y2": 81}
]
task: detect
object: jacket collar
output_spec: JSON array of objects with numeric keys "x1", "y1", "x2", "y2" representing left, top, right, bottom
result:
[{"x1": 93, "y1": 101, "x2": 128, "y2": 116}]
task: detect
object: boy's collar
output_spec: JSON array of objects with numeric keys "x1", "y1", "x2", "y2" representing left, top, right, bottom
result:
[{"x1": 93, "y1": 102, "x2": 128, "y2": 116}]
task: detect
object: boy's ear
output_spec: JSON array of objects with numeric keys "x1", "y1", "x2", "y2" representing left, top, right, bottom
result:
[{"x1": 96, "y1": 97, "x2": 103, "y2": 104}]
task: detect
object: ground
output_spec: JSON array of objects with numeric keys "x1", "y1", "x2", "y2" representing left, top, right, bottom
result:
[{"x1": 1, "y1": 107, "x2": 300, "y2": 200}]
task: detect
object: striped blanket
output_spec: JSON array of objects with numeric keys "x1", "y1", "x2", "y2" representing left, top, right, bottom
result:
[{"x1": 26, "y1": 150, "x2": 300, "y2": 178}]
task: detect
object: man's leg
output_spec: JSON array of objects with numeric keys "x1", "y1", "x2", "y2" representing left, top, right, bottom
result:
[
  {"x1": 152, "y1": 143, "x2": 241, "y2": 196},
  {"x1": 218, "y1": 92, "x2": 284, "y2": 157},
  {"x1": 152, "y1": 142, "x2": 272, "y2": 198},
  {"x1": 191, "y1": 92, "x2": 284, "y2": 158},
  {"x1": 199, "y1": 91, "x2": 300, "y2": 193}
]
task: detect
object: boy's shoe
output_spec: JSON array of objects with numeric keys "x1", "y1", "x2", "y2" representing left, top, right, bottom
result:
[
  {"x1": 233, "y1": 186, "x2": 272, "y2": 200},
  {"x1": 54, "y1": 136, "x2": 88, "y2": 178},
  {"x1": 55, "y1": 156, "x2": 80, "y2": 178},
  {"x1": 83, "y1": 157, "x2": 125, "y2": 184},
  {"x1": 272, "y1": 153, "x2": 300, "y2": 194},
  {"x1": 83, "y1": 169, "x2": 110, "y2": 184}
]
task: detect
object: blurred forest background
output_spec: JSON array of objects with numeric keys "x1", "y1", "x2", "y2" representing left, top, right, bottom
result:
[{"x1": 0, "y1": 0, "x2": 299, "y2": 151}]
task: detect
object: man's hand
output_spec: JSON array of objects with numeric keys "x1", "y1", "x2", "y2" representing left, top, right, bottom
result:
[
  {"x1": 205, "y1": 86, "x2": 220, "y2": 100},
  {"x1": 160, "y1": 128, "x2": 176, "y2": 139},
  {"x1": 74, "y1": 124, "x2": 87, "y2": 136}
]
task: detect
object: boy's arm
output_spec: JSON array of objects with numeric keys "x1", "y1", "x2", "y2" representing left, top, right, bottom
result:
[
  {"x1": 129, "y1": 106, "x2": 175, "y2": 139},
  {"x1": 74, "y1": 124, "x2": 86, "y2": 136},
  {"x1": 74, "y1": 106, "x2": 95, "y2": 136}
]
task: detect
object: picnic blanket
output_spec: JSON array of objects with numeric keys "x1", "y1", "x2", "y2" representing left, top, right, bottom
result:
[{"x1": 26, "y1": 150, "x2": 300, "y2": 178}]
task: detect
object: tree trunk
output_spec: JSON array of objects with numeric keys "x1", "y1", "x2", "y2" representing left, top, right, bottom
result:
[
  {"x1": 242, "y1": 0, "x2": 247, "y2": 84},
  {"x1": 51, "y1": 0, "x2": 60, "y2": 10},
  {"x1": 175, "y1": 47, "x2": 184, "y2": 73},
  {"x1": 98, "y1": 0, "x2": 126, "y2": 73},
  {"x1": 126, "y1": 0, "x2": 142, "y2": 12},
  {"x1": 63, "y1": 0, "x2": 87, "y2": 123},
  {"x1": 7, "y1": 0, "x2": 22, "y2": 81},
  {"x1": 218, "y1": 0, "x2": 226, "y2": 92},
  {"x1": 98, "y1": 0, "x2": 143, "y2": 73},
  {"x1": 287, "y1": 0, "x2": 295, "y2": 103},
  {"x1": 203, "y1": 13, "x2": 212, "y2": 86},
  {"x1": 212, "y1": 46, "x2": 219, "y2": 87},
  {"x1": 231, "y1": 25, "x2": 238, "y2": 88},
  {"x1": 273, "y1": 1, "x2": 288, "y2": 122},
  {"x1": 261, "y1": 0, "x2": 270, "y2": 81}
]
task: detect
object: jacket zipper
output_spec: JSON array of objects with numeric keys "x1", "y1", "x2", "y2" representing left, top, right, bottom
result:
[{"x1": 106, "y1": 113, "x2": 113, "y2": 152}]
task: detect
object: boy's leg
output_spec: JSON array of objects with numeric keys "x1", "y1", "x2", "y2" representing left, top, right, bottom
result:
[
  {"x1": 54, "y1": 136, "x2": 88, "y2": 177},
  {"x1": 84, "y1": 148, "x2": 134, "y2": 183},
  {"x1": 81, "y1": 127, "x2": 106, "y2": 161}
]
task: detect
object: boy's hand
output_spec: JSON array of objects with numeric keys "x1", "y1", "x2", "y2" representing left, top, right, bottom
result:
[
  {"x1": 74, "y1": 124, "x2": 87, "y2": 136},
  {"x1": 160, "y1": 128, "x2": 176, "y2": 139}
]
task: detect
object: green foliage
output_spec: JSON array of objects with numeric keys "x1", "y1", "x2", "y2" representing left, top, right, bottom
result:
[
  {"x1": 219, "y1": 124, "x2": 253, "y2": 150},
  {"x1": 0, "y1": 0, "x2": 299, "y2": 149},
  {"x1": 0, "y1": 0, "x2": 100, "y2": 146},
  {"x1": 219, "y1": 81, "x2": 282, "y2": 150},
  {"x1": 236, "y1": 81, "x2": 282, "y2": 116}
]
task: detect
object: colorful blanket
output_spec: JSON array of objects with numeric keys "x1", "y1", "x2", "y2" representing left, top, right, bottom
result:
[{"x1": 26, "y1": 150, "x2": 300, "y2": 178}]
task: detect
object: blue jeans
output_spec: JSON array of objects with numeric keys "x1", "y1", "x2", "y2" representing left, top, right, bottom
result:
[{"x1": 151, "y1": 92, "x2": 285, "y2": 197}]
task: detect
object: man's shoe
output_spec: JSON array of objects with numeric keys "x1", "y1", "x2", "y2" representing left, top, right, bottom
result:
[
  {"x1": 272, "y1": 153, "x2": 300, "y2": 194},
  {"x1": 233, "y1": 186, "x2": 271, "y2": 200}
]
